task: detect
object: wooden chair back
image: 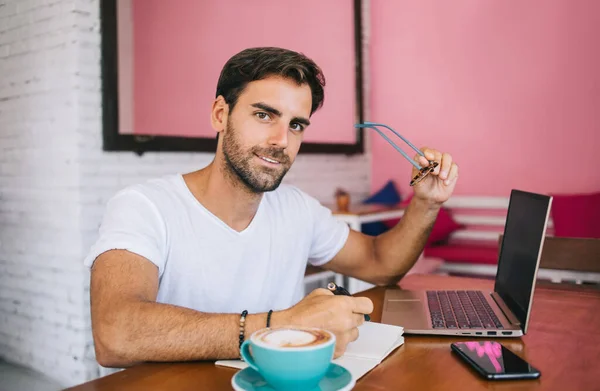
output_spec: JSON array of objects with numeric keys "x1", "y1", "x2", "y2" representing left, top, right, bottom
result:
[{"x1": 499, "y1": 235, "x2": 600, "y2": 273}]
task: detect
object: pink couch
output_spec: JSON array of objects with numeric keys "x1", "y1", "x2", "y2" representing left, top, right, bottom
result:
[{"x1": 393, "y1": 191, "x2": 600, "y2": 268}]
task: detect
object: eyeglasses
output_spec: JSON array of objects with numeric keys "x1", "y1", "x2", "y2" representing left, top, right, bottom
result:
[{"x1": 354, "y1": 122, "x2": 438, "y2": 187}]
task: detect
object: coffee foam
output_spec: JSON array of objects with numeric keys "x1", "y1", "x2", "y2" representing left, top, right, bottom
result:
[{"x1": 257, "y1": 328, "x2": 331, "y2": 348}]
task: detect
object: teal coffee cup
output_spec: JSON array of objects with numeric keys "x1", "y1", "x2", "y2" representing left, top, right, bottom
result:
[{"x1": 240, "y1": 326, "x2": 336, "y2": 390}]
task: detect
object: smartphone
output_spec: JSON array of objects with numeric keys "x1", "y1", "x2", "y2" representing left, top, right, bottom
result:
[{"x1": 451, "y1": 341, "x2": 541, "y2": 380}]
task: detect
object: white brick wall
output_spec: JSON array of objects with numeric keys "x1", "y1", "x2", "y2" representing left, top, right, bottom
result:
[
  {"x1": 0, "y1": 0, "x2": 371, "y2": 386},
  {"x1": 0, "y1": 0, "x2": 95, "y2": 386}
]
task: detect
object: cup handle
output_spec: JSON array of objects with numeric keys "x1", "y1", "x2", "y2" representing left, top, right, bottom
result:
[{"x1": 240, "y1": 340, "x2": 259, "y2": 372}]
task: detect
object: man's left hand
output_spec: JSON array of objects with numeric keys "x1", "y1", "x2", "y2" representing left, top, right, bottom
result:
[{"x1": 412, "y1": 148, "x2": 459, "y2": 205}]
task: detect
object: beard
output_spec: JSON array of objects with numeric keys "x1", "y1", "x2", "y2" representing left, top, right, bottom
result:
[{"x1": 222, "y1": 121, "x2": 291, "y2": 193}]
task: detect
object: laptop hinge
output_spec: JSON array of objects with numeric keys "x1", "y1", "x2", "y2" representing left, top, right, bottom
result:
[{"x1": 491, "y1": 292, "x2": 521, "y2": 326}]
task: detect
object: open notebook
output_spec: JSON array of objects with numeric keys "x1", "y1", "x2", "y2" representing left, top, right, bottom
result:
[{"x1": 216, "y1": 322, "x2": 404, "y2": 381}]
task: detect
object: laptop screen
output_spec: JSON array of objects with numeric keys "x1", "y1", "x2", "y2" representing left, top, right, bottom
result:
[{"x1": 494, "y1": 190, "x2": 552, "y2": 332}]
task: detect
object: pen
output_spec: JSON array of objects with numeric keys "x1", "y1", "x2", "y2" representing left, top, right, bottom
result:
[{"x1": 327, "y1": 282, "x2": 371, "y2": 322}]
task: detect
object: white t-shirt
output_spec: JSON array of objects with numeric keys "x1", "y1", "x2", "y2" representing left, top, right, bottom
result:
[{"x1": 83, "y1": 174, "x2": 349, "y2": 314}]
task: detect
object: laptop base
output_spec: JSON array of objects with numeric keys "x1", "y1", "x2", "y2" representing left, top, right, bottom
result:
[{"x1": 381, "y1": 289, "x2": 522, "y2": 337}]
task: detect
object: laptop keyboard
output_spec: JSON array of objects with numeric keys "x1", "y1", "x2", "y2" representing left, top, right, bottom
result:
[{"x1": 426, "y1": 291, "x2": 504, "y2": 329}]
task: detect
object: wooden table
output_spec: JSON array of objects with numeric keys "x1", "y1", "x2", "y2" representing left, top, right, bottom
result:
[{"x1": 66, "y1": 274, "x2": 600, "y2": 391}]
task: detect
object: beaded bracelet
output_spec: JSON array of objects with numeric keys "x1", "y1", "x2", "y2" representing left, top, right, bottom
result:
[
  {"x1": 239, "y1": 309, "x2": 248, "y2": 358},
  {"x1": 266, "y1": 310, "x2": 273, "y2": 328}
]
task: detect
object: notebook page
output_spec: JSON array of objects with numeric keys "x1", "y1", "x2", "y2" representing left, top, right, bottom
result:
[{"x1": 343, "y1": 322, "x2": 404, "y2": 360}]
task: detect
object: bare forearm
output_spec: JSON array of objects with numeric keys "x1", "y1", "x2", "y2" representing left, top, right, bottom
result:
[
  {"x1": 94, "y1": 301, "x2": 272, "y2": 367},
  {"x1": 373, "y1": 198, "x2": 440, "y2": 282}
]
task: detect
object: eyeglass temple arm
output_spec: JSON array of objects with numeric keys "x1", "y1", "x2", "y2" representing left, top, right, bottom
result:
[
  {"x1": 355, "y1": 123, "x2": 424, "y2": 170},
  {"x1": 364, "y1": 122, "x2": 425, "y2": 157}
]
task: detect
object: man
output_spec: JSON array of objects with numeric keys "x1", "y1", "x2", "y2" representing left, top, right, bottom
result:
[{"x1": 85, "y1": 47, "x2": 458, "y2": 368}]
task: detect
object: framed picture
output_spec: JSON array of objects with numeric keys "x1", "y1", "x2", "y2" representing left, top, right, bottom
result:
[{"x1": 100, "y1": 0, "x2": 365, "y2": 155}]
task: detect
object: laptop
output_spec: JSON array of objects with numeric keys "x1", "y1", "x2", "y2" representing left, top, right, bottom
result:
[{"x1": 381, "y1": 189, "x2": 553, "y2": 337}]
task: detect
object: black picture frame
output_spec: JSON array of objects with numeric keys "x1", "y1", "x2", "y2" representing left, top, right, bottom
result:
[{"x1": 99, "y1": 0, "x2": 365, "y2": 156}]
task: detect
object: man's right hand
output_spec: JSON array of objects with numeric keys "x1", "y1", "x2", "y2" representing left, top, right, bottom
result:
[{"x1": 275, "y1": 288, "x2": 374, "y2": 358}]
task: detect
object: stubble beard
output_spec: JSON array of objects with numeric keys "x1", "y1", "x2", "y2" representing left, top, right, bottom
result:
[{"x1": 221, "y1": 121, "x2": 291, "y2": 193}]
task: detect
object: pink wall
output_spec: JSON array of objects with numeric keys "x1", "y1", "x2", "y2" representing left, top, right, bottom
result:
[
  {"x1": 125, "y1": 0, "x2": 357, "y2": 144},
  {"x1": 370, "y1": 0, "x2": 600, "y2": 197}
]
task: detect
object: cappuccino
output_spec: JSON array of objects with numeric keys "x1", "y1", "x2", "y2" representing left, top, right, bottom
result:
[{"x1": 255, "y1": 328, "x2": 332, "y2": 348}]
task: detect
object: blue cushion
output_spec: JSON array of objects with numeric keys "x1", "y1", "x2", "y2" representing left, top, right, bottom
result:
[
  {"x1": 362, "y1": 180, "x2": 402, "y2": 205},
  {"x1": 359, "y1": 180, "x2": 402, "y2": 236},
  {"x1": 361, "y1": 222, "x2": 390, "y2": 236}
]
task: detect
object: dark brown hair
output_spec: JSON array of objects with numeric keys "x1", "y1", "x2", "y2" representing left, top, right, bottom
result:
[{"x1": 215, "y1": 47, "x2": 326, "y2": 116}]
